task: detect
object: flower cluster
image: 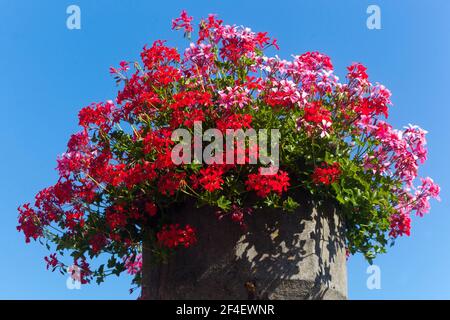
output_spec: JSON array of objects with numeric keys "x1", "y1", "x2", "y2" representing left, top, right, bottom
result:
[
  {"x1": 246, "y1": 169, "x2": 290, "y2": 198},
  {"x1": 17, "y1": 11, "x2": 440, "y2": 291},
  {"x1": 157, "y1": 224, "x2": 197, "y2": 249},
  {"x1": 312, "y1": 163, "x2": 341, "y2": 185},
  {"x1": 124, "y1": 254, "x2": 143, "y2": 275},
  {"x1": 299, "y1": 101, "x2": 333, "y2": 138}
]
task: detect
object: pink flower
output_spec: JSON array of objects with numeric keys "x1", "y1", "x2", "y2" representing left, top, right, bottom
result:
[
  {"x1": 404, "y1": 124, "x2": 428, "y2": 164},
  {"x1": 184, "y1": 43, "x2": 215, "y2": 73},
  {"x1": 123, "y1": 254, "x2": 142, "y2": 275},
  {"x1": 218, "y1": 86, "x2": 251, "y2": 109},
  {"x1": 172, "y1": 10, "x2": 193, "y2": 34},
  {"x1": 413, "y1": 177, "x2": 441, "y2": 216},
  {"x1": 265, "y1": 79, "x2": 304, "y2": 108}
]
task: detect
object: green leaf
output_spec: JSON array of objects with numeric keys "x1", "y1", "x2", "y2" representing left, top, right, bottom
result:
[
  {"x1": 283, "y1": 197, "x2": 300, "y2": 213},
  {"x1": 217, "y1": 196, "x2": 231, "y2": 211},
  {"x1": 98, "y1": 264, "x2": 105, "y2": 275},
  {"x1": 107, "y1": 256, "x2": 117, "y2": 269}
]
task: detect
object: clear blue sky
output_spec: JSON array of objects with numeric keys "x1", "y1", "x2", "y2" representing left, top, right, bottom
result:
[{"x1": 1, "y1": 0, "x2": 449, "y2": 299}]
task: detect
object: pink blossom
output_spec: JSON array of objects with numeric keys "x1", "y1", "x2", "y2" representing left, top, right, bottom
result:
[
  {"x1": 184, "y1": 43, "x2": 215, "y2": 73},
  {"x1": 123, "y1": 254, "x2": 142, "y2": 275},
  {"x1": 218, "y1": 86, "x2": 251, "y2": 109},
  {"x1": 172, "y1": 10, "x2": 193, "y2": 34}
]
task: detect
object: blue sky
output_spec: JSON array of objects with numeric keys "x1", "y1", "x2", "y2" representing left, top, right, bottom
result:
[{"x1": 1, "y1": 0, "x2": 449, "y2": 299}]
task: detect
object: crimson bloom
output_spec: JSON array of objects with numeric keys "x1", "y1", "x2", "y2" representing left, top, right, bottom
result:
[{"x1": 312, "y1": 163, "x2": 341, "y2": 185}]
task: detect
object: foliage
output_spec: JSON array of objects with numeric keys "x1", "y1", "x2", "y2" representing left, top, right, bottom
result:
[{"x1": 17, "y1": 11, "x2": 440, "y2": 290}]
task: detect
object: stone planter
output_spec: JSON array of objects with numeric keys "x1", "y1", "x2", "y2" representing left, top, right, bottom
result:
[{"x1": 141, "y1": 194, "x2": 347, "y2": 300}]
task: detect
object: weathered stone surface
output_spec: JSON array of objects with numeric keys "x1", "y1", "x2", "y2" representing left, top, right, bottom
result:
[{"x1": 141, "y1": 195, "x2": 347, "y2": 300}]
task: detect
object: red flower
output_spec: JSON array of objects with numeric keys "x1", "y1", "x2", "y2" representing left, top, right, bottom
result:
[
  {"x1": 246, "y1": 169, "x2": 290, "y2": 198},
  {"x1": 158, "y1": 172, "x2": 186, "y2": 196},
  {"x1": 89, "y1": 234, "x2": 108, "y2": 254},
  {"x1": 17, "y1": 204, "x2": 42, "y2": 243},
  {"x1": 145, "y1": 202, "x2": 157, "y2": 217},
  {"x1": 157, "y1": 224, "x2": 197, "y2": 249},
  {"x1": 389, "y1": 212, "x2": 411, "y2": 238},
  {"x1": 106, "y1": 205, "x2": 128, "y2": 230},
  {"x1": 216, "y1": 114, "x2": 252, "y2": 131},
  {"x1": 78, "y1": 101, "x2": 114, "y2": 132},
  {"x1": 217, "y1": 204, "x2": 252, "y2": 230},
  {"x1": 347, "y1": 62, "x2": 369, "y2": 82},
  {"x1": 140, "y1": 40, "x2": 180, "y2": 70},
  {"x1": 44, "y1": 253, "x2": 59, "y2": 270},
  {"x1": 198, "y1": 166, "x2": 225, "y2": 192},
  {"x1": 303, "y1": 101, "x2": 332, "y2": 125},
  {"x1": 312, "y1": 162, "x2": 341, "y2": 185}
]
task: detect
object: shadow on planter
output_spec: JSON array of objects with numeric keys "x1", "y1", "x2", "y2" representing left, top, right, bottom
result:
[{"x1": 142, "y1": 192, "x2": 347, "y2": 300}]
